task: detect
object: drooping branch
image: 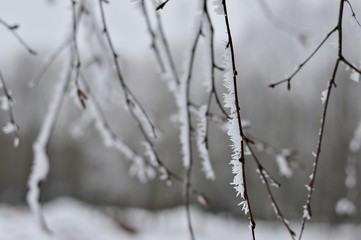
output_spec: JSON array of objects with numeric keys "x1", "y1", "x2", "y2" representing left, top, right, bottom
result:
[
  {"x1": 220, "y1": 0, "x2": 256, "y2": 239},
  {"x1": 98, "y1": 0, "x2": 157, "y2": 141}
]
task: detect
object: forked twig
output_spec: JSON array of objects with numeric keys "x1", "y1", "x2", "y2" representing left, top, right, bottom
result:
[{"x1": 297, "y1": 1, "x2": 361, "y2": 239}]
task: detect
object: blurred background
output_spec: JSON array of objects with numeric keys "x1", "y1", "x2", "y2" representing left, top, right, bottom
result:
[{"x1": 0, "y1": 0, "x2": 360, "y2": 224}]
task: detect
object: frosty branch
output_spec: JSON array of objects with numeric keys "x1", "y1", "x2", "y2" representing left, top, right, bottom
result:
[
  {"x1": 220, "y1": 0, "x2": 256, "y2": 238},
  {"x1": 98, "y1": 0, "x2": 157, "y2": 141},
  {"x1": 267, "y1": 0, "x2": 361, "y2": 239},
  {"x1": 0, "y1": 70, "x2": 20, "y2": 147},
  {"x1": 2, "y1": 1, "x2": 358, "y2": 240}
]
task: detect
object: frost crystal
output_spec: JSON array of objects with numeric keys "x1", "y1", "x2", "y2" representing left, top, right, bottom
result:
[
  {"x1": 335, "y1": 198, "x2": 357, "y2": 216},
  {"x1": 213, "y1": 0, "x2": 224, "y2": 15},
  {"x1": 239, "y1": 201, "x2": 249, "y2": 215},
  {"x1": 13, "y1": 137, "x2": 20, "y2": 148},
  {"x1": 320, "y1": 89, "x2": 328, "y2": 104},
  {"x1": 302, "y1": 205, "x2": 311, "y2": 220},
  {"x1": 2, "y1": 122, "x2": 18, "y2": 134},
  {"x1": 275, "y1": 154, "x2": 293, "y2": 178},
  {"x1": 196, "y1": 105, "x2": 215, "y2": 180},
  {"x1": 0, "y1": 95, "x2": 10, "y2": 110},
  {"x1": 349, "y1": 121, "x2": 361, "y2": 153},
  {"x1": 349, "y1": 70, "x2": 360, "y2": 82}
]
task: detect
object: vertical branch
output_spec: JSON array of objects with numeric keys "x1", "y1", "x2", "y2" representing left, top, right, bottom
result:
[
  {"x1": 27, "y1": 57, "x2": 73, "y2": 233},
  {"x1": 299, "y1": 1, "x2": 347, "y2": 238},
  {"x1": 176, "y1": 2, "x2": 204, "y2": 238},
  {"x1": 220, "y1": 0, "x2": 256, "y2": 238},
  {"x1": 71, "y1": 0, "x2": 82, "y2": 88},
  {"x1": 140, "y1": 1, "x2": 165, "y2": 72}
]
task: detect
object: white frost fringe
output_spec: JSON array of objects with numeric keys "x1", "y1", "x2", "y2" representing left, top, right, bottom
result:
[
  {"x1": 196, "y1": 105, "x2": 216, "y2": 180},
  {"x1": 222, "y1": 49, "x2": 247, "y2": 213}
]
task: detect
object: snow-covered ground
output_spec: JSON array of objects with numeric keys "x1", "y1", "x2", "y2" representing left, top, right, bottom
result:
[{"x1": 0, "y1": 197, "x2": 359, "y2": 240}]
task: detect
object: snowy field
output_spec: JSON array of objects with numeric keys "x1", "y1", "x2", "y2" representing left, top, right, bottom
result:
[{"x1": 0, "y1": 197, "x2": 360, "y2": 240}]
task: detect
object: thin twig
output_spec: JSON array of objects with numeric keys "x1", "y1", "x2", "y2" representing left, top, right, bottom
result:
[
  {"x1": 0, "y1": 18, "x2": 37, "y2": 55},
  {"x1": 140, "y1": 1, "x2": 165, "y2": 72},
  {"x1": 154, "y1": 6, "x2": 180, "y2": 85},
  {"x1": 345, "y1": 0, "x2": 361, "y2": 27},
  {"x1": 29, "y1": 39, "x2": 71, "y2": 87},
  {"x1": 269, "y1": 27, "x2": 337, "y2": 90},
  {"x1": 246, "y1": 141, "x2": 296, "y2": 240}
]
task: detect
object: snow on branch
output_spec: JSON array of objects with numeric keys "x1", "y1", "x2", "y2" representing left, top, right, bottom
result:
[
  {"x1": 195, "y1": 105, "x2": 215, "y2": 180},
  {"x1": 177, "y1": 4, "x2": 203, "y2": 168},
  {"x1": 27, "y1": 63, "x2": 72, "y2": 233},
  {"x1": 79, "y1": 79, "x2": 156, "y2": 183}
]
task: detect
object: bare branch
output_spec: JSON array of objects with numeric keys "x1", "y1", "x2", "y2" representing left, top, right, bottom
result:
[{"x1": 345, "y1": 0, "x2": 361, "y2": 27}]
